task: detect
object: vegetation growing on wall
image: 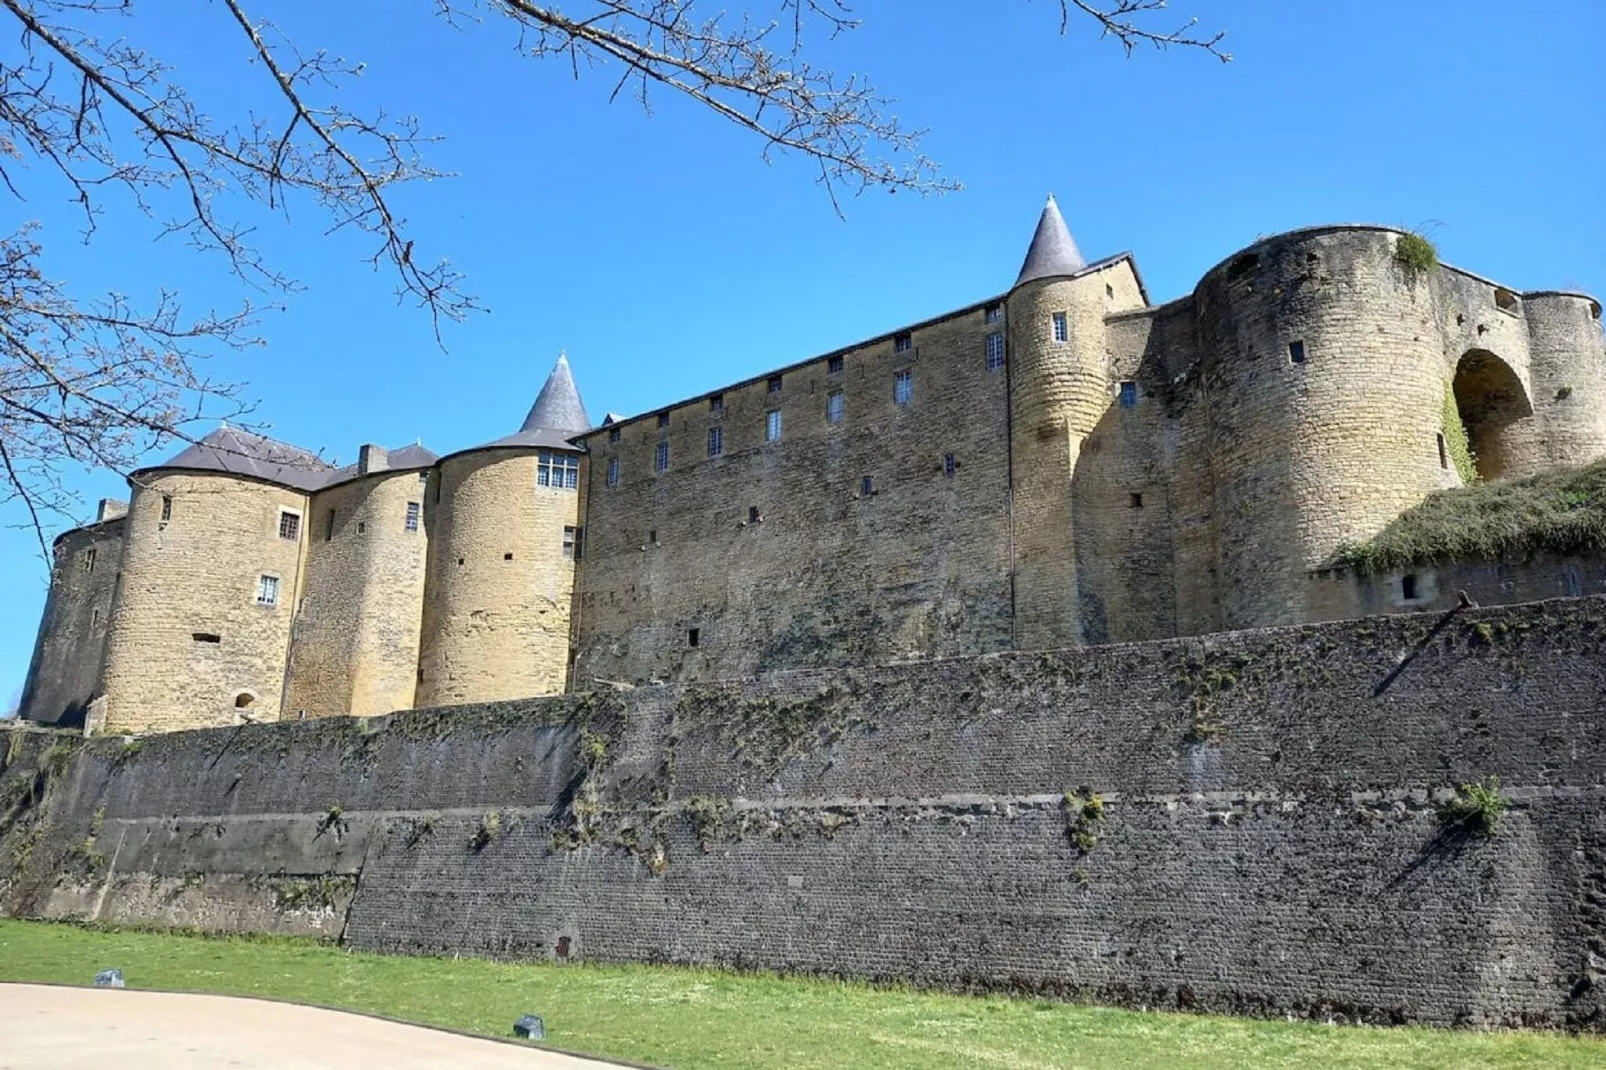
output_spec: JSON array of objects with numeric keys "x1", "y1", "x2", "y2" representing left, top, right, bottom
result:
[
  {"x1": 1332, "y1": 459, "x2": 1606, "y2": 573},
  {"x1": 1439, "y1": 777, "x2": 1509, "y2": 836},
  {"x1": 1441, "y1": 384, "x2": 1478, "y2": 486},
  {"x1": 1395, "y1": 232, "x2": 1438, "y2": 280}
]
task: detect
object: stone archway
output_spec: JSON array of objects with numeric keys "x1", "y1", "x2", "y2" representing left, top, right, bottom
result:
[{"x1": 1452, "y1": 349, "x2": 1532, "y2": 481}]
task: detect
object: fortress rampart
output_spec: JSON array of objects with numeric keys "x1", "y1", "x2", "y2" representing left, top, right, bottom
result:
[{"x1": 6, "y1": 596, "x2": 1606, "y2": 1030}]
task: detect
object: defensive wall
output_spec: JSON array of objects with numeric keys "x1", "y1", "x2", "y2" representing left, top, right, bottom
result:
[{"x1": 5, "y1": 595, "x2": 1606, "y2": 1030}]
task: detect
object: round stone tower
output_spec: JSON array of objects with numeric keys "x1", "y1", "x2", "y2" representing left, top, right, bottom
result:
[
  {"x1": 100, "y1": 427, "x2": 332, "y2": 733},
  {"x1": 416, "y1": 354, "x2": 589, "y2": 706},
  {"x1": 1005, "y1": 196, "x2": 1114, "y2": 649},
  {"x1": 1521, "y1": 291, "x2": 1606, "y2": 469}
]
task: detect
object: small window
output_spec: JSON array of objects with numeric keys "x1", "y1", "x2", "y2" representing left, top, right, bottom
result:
[
  {"x1": 826, "y1": 390, "x2": 845, "y2": 424},
  {"x1": 608, "y1": 427, "x2": 621, "y2": 444},
  {"x1": 1051, "y1": 312, "x2": 1068, "y2": 343},
  {"x1": 256, "y1": 574, "x2": 280, "y2": 607},
  {"x1": 325, "y1": 509, "x2": 336, "y2": 541},
  {"x1": 234, "y1": 692, "x2": 255, "y2": 709},
  {"x1": 748, "y1": 506, "x2": 761, "y2": 524},
  {"x1": 766, "y1": 409, "x2": 782, "y2": 442},
  {"x1": 861, "y1": 475, "x2": 874, "y2": 496},
  {"x1": 1401, "y1": 574, "x2": 1419, "y2": 601},
  {"x1": 278, "y1": 511, "x2": 300, "y2": 541},
  {"x1": 894, "y1": 369, "x2": 913, "y2": 406},
  {"x1": 606, "y1": 457, "x2": 620, "y2": 487},
  {"x1": 709, "y1": 393, "x2": 724, "y2": 413},
  {"x1": 894, "y1": 332, "x2": 912, "y2": 353},
  {"x1": 657, "y1": 411, "x2": 670, "y2": 428},
  {"x1": 688, "y1": 627, "x2": 700, "y2": 648},
  {"x1": 1129, "y1": 492, "x2": 1143, "y2": 508},
  {"x1": 828, "y1": 355, "x2": 844, "y2": 375},
  {"x1": 1288, "y1": 340, "x2": 1307, "y2": 365},
  {"x1": 1118, "y1": 381, "x2": 1138, "y2": 408},
  {"x1": 708, "y1": 426, "x2": 724, "y2": 458},
  {"x1": 768, "y1": 375, "x2": 783, "y2": 394},
  {"x1": 562, "y1": 526, "x2": 579, "y2": 559},
  {"x1": 504, "y1": 552, "x2": 514, "y2": 561},
  {"x1": 649, "y1": 529, "x2": 657, "y2": 544},
  {"x1": 82, "y1": 547, "x2": 96, "y2": 572},
  {"x1": 405, "y1": 502, "x2": 421, "y2": 533},
  {"x1": 91, "y1": 607, "x2": 101, "y2": 628},
  {"x1": 1106, "y1": 283, "x2": 1114, "y2": 299},
  {"x1": 1437, "y1": 433, "x2": 1449, "y2": 470},
  {"x1": 984, "y1": 303, "x2": 1002, "y2": 325},
  {"x1": 943, "y1": 453, "x2": 957, "y2": 478},
  {"x1": 1494, "y1": 288, "x2": 1519, "y2": 314},
  {"x1": 160, "y1": 495, "x2": 173, "y2": 522},
  {"x1": 985, "y1": 332, "x2": 1005, "y2": 371},
  {"x1": 537, "y1": 451, "x2": 580, "y2": 489},
  {"x1": 357, "y1": 521, "x2": 366, "y2": 534},
  {"x1": 192, "y1": 632, "x2": 222, "y2": 644},
  {"x1": 655, "y1": 441, "x2": 671, "y2": 473}
]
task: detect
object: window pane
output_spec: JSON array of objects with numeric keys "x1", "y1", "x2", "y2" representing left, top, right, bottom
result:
[
  {"x1": 894, "y1": 370, "x2": 912, "y2": 406},
  {"x1": 986, "y1": 332, "x2": 1005, "y2": 370},
  {"x1": 766, "y1": 410, "x2": 782, "y2": 441},
  {"x1": 826, "y1": 391, "x2": 844, "y2": 424},
  {"x1": 607, "y1": 457, "x2": 620, "y2": 486}
]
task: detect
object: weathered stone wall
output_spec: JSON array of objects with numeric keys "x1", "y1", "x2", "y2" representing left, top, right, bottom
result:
[
  {"x1": 416, "y1": 449, "x2": 579, "y2": 705},
  {"x1": 1307, "y1": 553, "x2": 1606, "y2": 622},
  {"x1": 287, "y1": 469, "x2": 430, "y2": 718},
  {"x1": 7, "y1": 597, "x2": 1606, "y2": 1030},
  {"x1": 18, "y1": 519, "x2": 125, "y2": 727},
  {"x1": 100, "y1": 474, "x2": 310, "y2": 732},
  {"x1": 573, "y1": 298, "x2": 1019, "y2": 685}
]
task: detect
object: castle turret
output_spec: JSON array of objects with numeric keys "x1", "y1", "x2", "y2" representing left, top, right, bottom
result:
[{"x1": 416, "y1": 353, "x2": 589, "y2": 705}]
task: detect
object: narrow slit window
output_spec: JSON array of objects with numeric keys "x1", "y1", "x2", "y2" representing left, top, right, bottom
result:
[
  {"x1": 688, "y1": 627, "x2": 700, "y2": 648},
  {"x1": 405, "y1": 501, "x2": 421, "y2": 533},
  {"x1": 192, "y1": 632, "x2": 221, "y2": 644},
  {"x1": 655, "y1": 441, "x2": 671, "y2": 473},
  {"x1": 255, "y1": 574, "x2": 280, "y2": 607},
  {"x1": 278, "y1": 510, "x2": 301, "y2": 541},
  {"x1": 826, "y1": 390, "x2": 845, "y2": 424},
  {"x1": 325, "y1": 509, "x2": 336, "y2": 541},
  {"x1": 1288, "y1": 340, "x2": 1307, "y2": 365},
  {"x1": 894, "y1": 369, "x2": 913, "y2": 406},
  {"x1": 1118, "y1": 381, "x2": 1138, "y2": 408},
  {"x1": 708, "y1": 426, "x2": 724, "y2": 458},
  {"x1": 748, "y1": 506, "x2": 761, "y2": 524},
  {"x1": 1051, "y1": 312, "x2": 1068, "y2": 343},
  {"x1": 766, "y1": 409, "x2": 783, "y2": 442},
  {"x1": 357, "y1": 521, "x2": 366, "y2": 534},
  {"x1": 861, "y1": 475, "x2": 874, "y2": 496},
  {"x1": 160, "y1": 495, "x2": 173, "y2": 522},
  {"x1": 82, "y1": 547, "x2": 96, "y2": 572},
  {"x1": 943, "y1": 453, "x2": 957, "y2": 478},
  {"x1": 1436, "y1": 433, "x2": 1449, "y2": 470},
  {"x1": 606, "y1": 457, "x2": 620, "y2": 487},
  {"x1": 649, "y1": 529, "x2": 657, "y2": 544}
]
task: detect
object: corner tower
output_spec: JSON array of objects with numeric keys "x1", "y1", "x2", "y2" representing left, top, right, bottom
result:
[
  {"x1": 1006, "y1": 197, "x2": 1145, "y2": 649},
  {"x1": 416, "y1": 354, "x2": 589, "y2": 705}
]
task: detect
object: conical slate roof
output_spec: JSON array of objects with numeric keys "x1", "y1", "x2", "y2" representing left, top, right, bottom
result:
[
  {"x1": 1014, "y1": 195, "x2": 1087, "y2": 287},
  {"x1": 474, "y1": 352, "x2": 591, "y2": 452}
]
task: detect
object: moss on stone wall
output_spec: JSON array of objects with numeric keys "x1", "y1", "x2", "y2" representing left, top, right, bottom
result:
[
  {"x1": 1333, "y1": 460, "x2": 1606, "y2": 573},
  {"x1": 1441, "y1": 383, "x2": 1478, "y2": 486}
]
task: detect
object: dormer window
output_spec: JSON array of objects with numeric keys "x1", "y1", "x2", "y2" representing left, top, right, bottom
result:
[{"x1": 894, "y1": 332, "x2": 913, "y2": 353}]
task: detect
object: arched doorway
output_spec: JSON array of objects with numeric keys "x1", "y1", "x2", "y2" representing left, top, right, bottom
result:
[{"x1": 1451, "y1": 350, "x2": 1532, "y2": 481}]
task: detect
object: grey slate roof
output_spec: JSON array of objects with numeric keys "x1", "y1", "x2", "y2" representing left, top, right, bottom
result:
[
  {"x1": 462, "y1": 352, "x2": 590, "y2": 453},
  {"x1": 144, "y1": 426, "x2": 437, "y2": 492},
  {"x1": 1015, "y1": 195, "x2": 1087, "y2": 286}
]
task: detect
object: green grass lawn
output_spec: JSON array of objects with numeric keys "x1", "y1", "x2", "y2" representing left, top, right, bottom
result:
[{"x1": 0, "y1": 919, "x2": 1601, "y2": 1069}]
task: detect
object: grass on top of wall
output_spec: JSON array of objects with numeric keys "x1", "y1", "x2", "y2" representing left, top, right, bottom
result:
[
  {"x1": 1333, "y1": 459, "x2": 1606, "y2": 574},
  {"x1": 1, "y1": 920, "x2": 1603, "y2": 1070}
]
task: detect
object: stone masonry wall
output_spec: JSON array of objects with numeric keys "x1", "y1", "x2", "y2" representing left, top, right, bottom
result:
[
  {"x1": 18, "y1": 519, "x2": 124, "y2": 727},
  {"x1": 6, "y1": 596, "x2": 1606, "y2": 1030}
]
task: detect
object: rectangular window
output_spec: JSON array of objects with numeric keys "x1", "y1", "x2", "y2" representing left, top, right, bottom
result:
[
  {"x1": 1129, "y1": 492, "x2": 1144, "y2": 508},
  {"x1": 538, "y1": 451, "x2": 580, "y2": 488},
  {"x1": 1118, "y1": 381, "x2": 1138, "y2": 408},
  {"x1": 768, "y1": 375, "x2": 783, "y2": 394},
  {"x1": 828, "y1": 355, "x2": 844, "y2": 375},
  {"x1": 894, "y1": 332, "x2": 912, "y2": 353},
  {"x1": 82, "y1": 547, "x2": 96, "y2": 572},
  {"x1": 1051, "y1": 312, "x2": 1068, "y2": 343},
  {"x1": 562, "y1": 525, "x2": 579, "y2": 559},
  {"x1": 160, "y1": 495, "x2": 173, "y2": 522},
  {"x1": 688, "y1": 627, "x2": 700, "y2": 647},
  {"x1": 984, "y1": 303, "x2": 1002, "y2": 324},
  {"x1": 708, "y1": 426, "x2": 724, "y2": 458},
  {"x1": 943, "y1": 453, "x2": 957, "y2": 478},
  {"x1": 405, "y1": 502, "x2": 421, "y2": 533},
  {"x1": 325, "y1": 509, "x2": 336, "y2": 541},
  {"x1": 1437, "y1": 433, "x2": 1449, "y2": 470},
  {"x1": 655, "y1": 441, "x2": 671, "y2": 472},
  {"x1": 357, "y1": 521, "x2": 366, "y2": 534},
  {"x1": 608, "y1": 426, "x2": 620, "y2": 444},
  {"x1": 256, "y1": 574, "x2": 280, "y2": 607},
  {"x1": 606, "y1": 456, "x2": 620, "y2": 487},
  {"x1": 709, "y1": 393, "x2": 724, "y2": 413},
  {"x1": 861, "y1": 475, "x2": 874, "y2": 496},
  {"x1": 826, "y1": 390, "x2": 845, "y2": 424},
  {"x1": 748, "y1": 506, "x2": 761, "y2": 524},
  {"x1": 985, "y1": 332, "x2": 1005, "y2": 370},
  {"x1": 657, "y1": 411, "x2": 670, "y2": 428},
  {"x1": 766, "y1": 409, "x2": 782, "y2": 442},
  {"x1": 894, "y1": 369, "x2": 913, "y2": 406},
  {"x1": 1288, "y1": 340, "x2": 1307, "y2": 365},
  {"x1": 278, "y1": 510, "x2": 301, "y2": 541}
]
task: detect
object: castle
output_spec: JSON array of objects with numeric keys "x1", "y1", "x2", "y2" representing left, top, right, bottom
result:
[{"x1": 19, "y1": 199, "x2": 1606, "y2": 734}]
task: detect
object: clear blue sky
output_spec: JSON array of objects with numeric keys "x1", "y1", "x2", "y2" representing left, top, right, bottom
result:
[{"x1": 3, "y1": 0, "x2": 1603, "y2": 705}]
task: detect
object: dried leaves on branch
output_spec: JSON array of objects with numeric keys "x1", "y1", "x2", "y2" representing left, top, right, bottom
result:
[{"x1": 0, "y1": 0, "x2": 1226, "y2": 550}]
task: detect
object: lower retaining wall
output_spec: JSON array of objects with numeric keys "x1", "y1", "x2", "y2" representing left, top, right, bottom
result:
[{"x1": 4, "y1": 596, "x2": 1606, "y2": 1029}]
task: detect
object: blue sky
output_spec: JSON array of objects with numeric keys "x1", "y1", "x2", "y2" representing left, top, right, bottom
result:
[{"x1": 3, "y1": 0, "x2": 1603, "y2": 704}]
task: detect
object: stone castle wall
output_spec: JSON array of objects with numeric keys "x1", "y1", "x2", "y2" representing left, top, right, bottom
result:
[
  {"x1": 18, "y1": 518, "x2": 125, "y2": 727},
  {"x1": 6, "y1": 596, "x2": 1606, "y2": 1030}
]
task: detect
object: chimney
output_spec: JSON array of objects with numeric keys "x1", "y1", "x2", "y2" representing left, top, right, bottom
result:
[
  {"x1": 96, "y1": 498, "x2": 128, "y2": 523},
  {"x1": 357, "y1": 444, "x2": 389, "y2": 475}
]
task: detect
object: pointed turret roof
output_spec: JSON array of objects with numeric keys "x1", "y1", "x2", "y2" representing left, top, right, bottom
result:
[
  {"x1": 470, "y1": 352, "x2": 591, "y2": 453},
  {"x1": 1014, "y1": 195, "x2": 1087, "y2": 287}
]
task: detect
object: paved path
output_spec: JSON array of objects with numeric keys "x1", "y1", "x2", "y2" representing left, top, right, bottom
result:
[{"x1": 0, "y1": 983, "x2": 626, "y2": 1069}]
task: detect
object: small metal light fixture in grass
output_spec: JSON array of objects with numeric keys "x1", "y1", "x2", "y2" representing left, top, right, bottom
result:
[{"x1": 513, "y1": 1013, "x2": 546, "y2": 1041}]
